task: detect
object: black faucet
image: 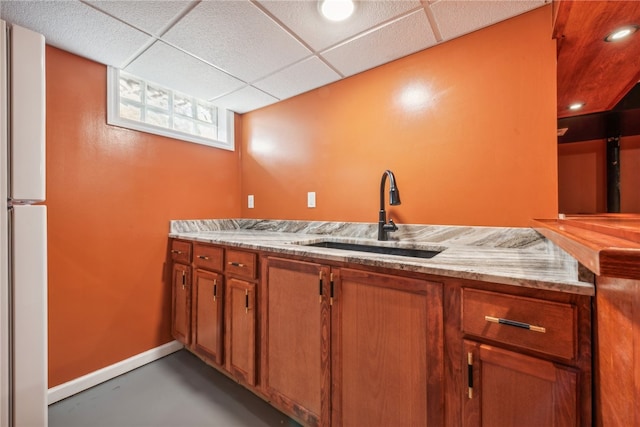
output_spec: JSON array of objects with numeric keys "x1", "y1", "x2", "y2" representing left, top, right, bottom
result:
[{"x1": 378, "y1": 170, "x2": 401, "y2": 241}]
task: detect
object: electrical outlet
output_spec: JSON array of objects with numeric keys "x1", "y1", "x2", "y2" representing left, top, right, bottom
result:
[
  {"x1": 307, "y1": 192, "x2": 316, "y2": 208},
  {"x1": 248, "y1": 195, "x2": 254, "y2": 209}
]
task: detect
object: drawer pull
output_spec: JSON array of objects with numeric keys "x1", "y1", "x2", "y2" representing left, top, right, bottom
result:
[
  {"x1": 228, "y1": 261, "x2": 245, "y2": 268},
  {"x1": 485, "y1": 315, "x2": 546, "y2": 333},
  {"x1": 171, "y1": 249, "x2": 183, "y2": 254},
  {"x1": 197, "y1": 255, "x2": 209, "y2": 260},
  {"x1": 467, "y1": 352, "x2": 473, "y2": 399},
  {"x1": 330, "y1": 272, "x2": 334, "y2": 306}
]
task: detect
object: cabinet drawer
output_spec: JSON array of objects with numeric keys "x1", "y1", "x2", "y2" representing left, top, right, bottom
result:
[
  {"x1": 461, "y1": 288, "x2": 576, "y2": 360},
  {"x1": 171, "y1": 240, "x2": 191, "y2": 264},
  {"x1": 225, "y1": 249, "x2": 257, "y2": 279},
  {"x1": 193, "y1": 244, "x2": 224, "y2": 271}
]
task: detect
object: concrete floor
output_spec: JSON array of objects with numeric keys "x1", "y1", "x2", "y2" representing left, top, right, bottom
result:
[{"x1": 49, "y1": 350, "x2": 300, "y2": 427}]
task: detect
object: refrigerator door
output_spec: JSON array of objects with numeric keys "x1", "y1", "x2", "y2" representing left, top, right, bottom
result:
[
  {"x1": 9, "y1": 24, "x2": 45, "y2": 203},
  {"x1": 11, "y1": 205, "x2": 47, "y2": 427},
  {"x1": 1, "y1": 19, "x2": 9, "y2": 427}
]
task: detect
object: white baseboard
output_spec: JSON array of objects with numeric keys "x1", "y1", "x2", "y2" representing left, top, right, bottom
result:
[{"x1": 47, "y1": 340, "x2": 184, "y2": 405}]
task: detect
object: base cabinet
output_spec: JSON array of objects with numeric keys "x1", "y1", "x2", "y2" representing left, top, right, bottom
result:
[
  {"x1": 262, "y1": 258, "x2": 444, "y2": 427},
  {"x1": 262, "y1": 257, "x2": 329, "y2": 427},
  {"x1": 193, "y1": 269, "x2": 224, "y2": 365},
  {"x1": 171, "y1": 239, "x2": 591, "y2": 427},
  {"x1": 463, "y1": 341, "x2": 578, "y2": 427},
  {"x1": 171, "y1": 263, "x2": 191, "y2": 345},
  {"x1": 331, "y1": 268, "x2": 444, "y2": 427},
  {"x1": 226, "y1": 277, "x2": 256, "y2": 386}
]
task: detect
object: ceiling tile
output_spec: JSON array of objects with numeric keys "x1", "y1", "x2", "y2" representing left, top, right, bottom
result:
[
  {"x1": 322, "y1": 9, "x2": 437, "y2": 77},
  {"x1": 253, "y1": 57, "x2": 341, "y2": 100},
  {"x1": 211, "y1": 86, "x2": 279, "y2": 114},
  {"x1": 257, "y1": 0, "x2": 422, "y2": 51},
  {"x1": 162, "y1": 0, "x2": 311, "y2": 83},
  {"x1": 0, "y1": 0, "x2": 152, "y2": 68},
  {"x1": 86, "y1": 0, "x2": 195, "y2": 36},
  {"x1": 125, "y1": 41, "x2": 245, "y2": 100},
  {"x1": 429, "y1": 0, "x2": 546, "y2": 40}
]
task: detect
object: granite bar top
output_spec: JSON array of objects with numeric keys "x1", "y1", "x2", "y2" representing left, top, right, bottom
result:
[{"x1": 169, "y1": 219, "x2": 594, "y2": 296}]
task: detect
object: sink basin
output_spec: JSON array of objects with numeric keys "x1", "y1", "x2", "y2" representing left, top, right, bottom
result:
[{"x1": 304, "y1": 241, "x2": 442, "y2": 259}]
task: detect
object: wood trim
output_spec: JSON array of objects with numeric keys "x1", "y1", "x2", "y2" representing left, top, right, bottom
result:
[
  {"x1": 532, "y1": 217, "x2": 640, "y2": 279},
  {"x1": 594, "y1": 276, "x2": 640, "y2": 426}
]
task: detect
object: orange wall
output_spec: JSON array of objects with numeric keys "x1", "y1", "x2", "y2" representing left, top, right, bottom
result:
[
  {"x1": 46, "y1": 46, "x2": 241, "y2": 387},
  {"x1": 240, "y1": 6, "x2": 558, "y2": 227},
  {"x1": 558, "y1": 135, "x2": 640, "y2": 213}
]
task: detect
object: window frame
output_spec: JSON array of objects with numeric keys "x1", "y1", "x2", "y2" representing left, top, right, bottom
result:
[{"x1": 107, "y1": 67, "x2": 234, "y2": 151}]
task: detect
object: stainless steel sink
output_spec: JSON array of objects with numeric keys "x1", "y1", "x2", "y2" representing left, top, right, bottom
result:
[{"x1": 303, "y1": 241, "x2": 442, "y2": 259}]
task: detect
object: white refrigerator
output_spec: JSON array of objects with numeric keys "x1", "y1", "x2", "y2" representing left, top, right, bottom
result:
[{"x1": 0, "y1": 19, "x2": 48, "y2": 427}]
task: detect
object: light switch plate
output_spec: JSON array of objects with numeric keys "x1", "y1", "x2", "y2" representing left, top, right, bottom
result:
[
  {"x1": 307, "y1": 192, "x2": 316, "y2": 208},
  {"x1": 248, "y1": 194, "x2": 254, "y2": 209}
]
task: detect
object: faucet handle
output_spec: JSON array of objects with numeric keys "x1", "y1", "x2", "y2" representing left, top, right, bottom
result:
[{"x1": 388, "y1": 218, "x2": 398, "y2": 231}]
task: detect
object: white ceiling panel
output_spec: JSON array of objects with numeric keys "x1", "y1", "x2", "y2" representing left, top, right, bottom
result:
[
  {"x1": 0, "y1": 0, "x2": 551, "y2": 114},
  {"x1": 0, "y1": 0, "x2": 152, "y2": 68},
  {"x1": 211, "y1": 86, "x2": 279, "y2": 114},
  {"x1": 257, "y1": 0, "x2": 421, "y2": 51},
  {"x1": 162, "y1": 0, "x2": 311, "y2": 83},
  {"x1": 253, "y1": 57, "x2": 341, "y2": 101},
  {"x1": 86, "y1": 0, "x2": 196, "y2": 37},
  {"x1": 125, "y1": 41, "x2": 245, "y2": 100},
  {"x1": 322, "y1": 9, "x2": 437, "y2": 77},
  {"x1": 430, "y1": 0, "x2": 546, "y2": 41}
]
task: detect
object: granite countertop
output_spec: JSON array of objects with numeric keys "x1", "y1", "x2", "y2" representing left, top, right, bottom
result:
[{"x1": 169, "y1": 219, "x2": 594, "y2": 296}]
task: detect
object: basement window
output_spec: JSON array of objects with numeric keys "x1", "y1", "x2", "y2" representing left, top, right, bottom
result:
[{"x1": 107, "y1": 67, "x2": 234, "y2": 151}]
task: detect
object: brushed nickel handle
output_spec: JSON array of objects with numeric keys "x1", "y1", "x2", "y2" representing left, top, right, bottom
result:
[
  {"x1": 171, "y1": 249, "x2": 183, "y2": 254},
  {"x1": 197, "y1": 255, "x2": 209, "y2": 260},
  {"x1": 228, "y1": 261, "x2": 245, "y2": 268},
  {"x1": 485, "y1": 315, "x2": 546, "y2": 333}
]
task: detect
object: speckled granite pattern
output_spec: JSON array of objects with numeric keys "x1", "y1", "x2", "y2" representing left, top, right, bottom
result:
[{"x1": 169, "y1": 219, "x2": 592, "y2": 296}]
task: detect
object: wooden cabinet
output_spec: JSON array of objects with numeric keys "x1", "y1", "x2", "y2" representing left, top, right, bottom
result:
[
  {"x1": 262, "y1": 258, "x2": 444, "y2": 427},
  {"x1": 262, "y1": 257, "x2": 330, "y2": 427},
  {"x1": 459, "y1": 287, "x2": 590, "y2": 427},
  {"x1": 331, "y1": 268, "x2": 444, "y2": 427},
  {"x1": 170, "y1": 239, "x2": 192, "y2": 345},
  {"x1": 226, "y1": 277, "x2": 256, "y2": 386},
  {"x1": 463, "y1": 341, "x2": 578, "y2": 427},
  {"x1": 191, "y1": 243, "x2": 225, "y2": 365},
  {"x1": 171, "y1": 262, "x2": 191, "y2": 345},
  {"x1": 192, "y1": 268, "x2": 224, "y2": 364},
  {"x1": 171, "y1": 237, "x2": 591, "y2": 427}
]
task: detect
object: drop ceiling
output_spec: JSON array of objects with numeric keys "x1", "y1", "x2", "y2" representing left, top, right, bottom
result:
[{"x1": 1, "y1": 0, "x2": 548, "y2": 114}]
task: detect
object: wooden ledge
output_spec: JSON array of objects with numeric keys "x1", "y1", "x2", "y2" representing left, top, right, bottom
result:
[{"x1": 532, "y1": 215, "x2": 640, "y2": 280}]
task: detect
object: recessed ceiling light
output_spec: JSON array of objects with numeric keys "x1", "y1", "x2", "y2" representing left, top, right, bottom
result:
[
  {"x1": 604, "y1": 25, "x2": 638, "y2": 42},
  {"x1": 319, "y1": 0, "x2": 355, "y2": 22},
  {"x1": 568, "y1": 102, "x2": 585, "y2": 111}
]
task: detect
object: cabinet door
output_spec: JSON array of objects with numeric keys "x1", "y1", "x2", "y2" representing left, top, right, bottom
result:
[
  {"x1": 171, "y1": 263, "x2": 191, "y2": 345},
  {"x1": 193, "y1": 269, "x2": 224, "y2": 365},
  {"x1": 332, "y1": 268, "x2": 444, "y2": 427},
  {"x1": 226, "y1": 278, "x2": 256, "y2": 386},
  {"x1": 464, "y1": 340, "x2": 578, "y2": 427},
  {"x1": 262, "y1": 257, "x2": 330, "y2": 427}
]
